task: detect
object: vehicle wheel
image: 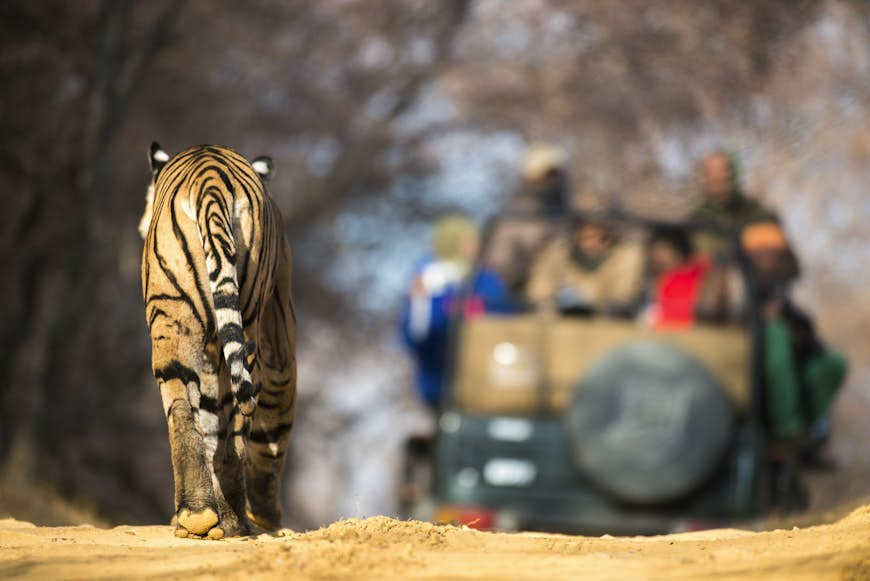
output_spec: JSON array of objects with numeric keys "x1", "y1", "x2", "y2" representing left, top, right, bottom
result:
[
  {"x1": 563, "y1": 340, "x2": 734, "y2": 504},
  {"x1": 399, "y1": 435, "x2": 434, "y2": 517}
]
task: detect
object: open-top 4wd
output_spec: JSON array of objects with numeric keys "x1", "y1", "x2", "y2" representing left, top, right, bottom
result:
[{"x1": 403, "y1": 212, "x2": 771, "y2": 535}]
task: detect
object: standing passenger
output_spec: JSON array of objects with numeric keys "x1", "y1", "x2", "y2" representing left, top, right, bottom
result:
[
  {"x1": 510, "y1": 143, "x2": 572, "y2": 216},
  {"x1": 399, "y1": 215, "x2": 516, "y2": 410},
  {"x1": 490, "y1": 143, "x2": 573, "y2": 297},
  {"x1": 691, "y1": 150, "x2": 800, "y2": 280}
]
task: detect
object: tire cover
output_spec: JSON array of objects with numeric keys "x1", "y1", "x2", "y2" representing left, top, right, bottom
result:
[{"x1": 563, "y1": 340, "x2": 734, "y2": 504}]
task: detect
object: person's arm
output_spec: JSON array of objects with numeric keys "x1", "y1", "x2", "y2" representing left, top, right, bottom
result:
[
  {"x1": 399, "y1": 274, "x2": 452, "y2": 350},
  {"x1": 405, "y1": 277, "x2": 432, "y2": 343},
  {"x1": 472, "y1": 269, "x2": 524, "y2": 314}
]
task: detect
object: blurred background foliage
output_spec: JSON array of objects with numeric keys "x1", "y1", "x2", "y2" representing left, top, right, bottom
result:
[{"x1": 1, "y1": 0, "x2": 868, "y2": 529}]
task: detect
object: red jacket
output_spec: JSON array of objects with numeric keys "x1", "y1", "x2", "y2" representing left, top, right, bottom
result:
[{"x1": 650, "y1": 259, "x2": 710, "y2": 329}]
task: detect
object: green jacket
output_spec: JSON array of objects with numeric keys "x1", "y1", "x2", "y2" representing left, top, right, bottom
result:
[
  {"x1": 690, "y1": 191, "x2": 777, "y2": 228},
  {"x1": 764, "y1": 319, "x2": 847, "y2": 439},
  {"x1": 691, "y1": 192, "x2": 801, "y2": 280}
]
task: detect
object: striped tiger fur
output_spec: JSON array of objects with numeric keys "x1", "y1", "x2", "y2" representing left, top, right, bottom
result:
[{"x1": 140, "y1": 143, "x2": 296, "y2": 539}]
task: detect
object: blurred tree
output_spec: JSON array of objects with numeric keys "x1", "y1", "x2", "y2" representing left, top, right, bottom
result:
[
  {"x1": 1, "y1": 0, "x2": 182, "y2": 519},
  {"x1": 0, "y1": 0, "x2": 471, "y2": 523},
  {"x1": 442, "y1": 0, "x2": 822, "y2": 211}
]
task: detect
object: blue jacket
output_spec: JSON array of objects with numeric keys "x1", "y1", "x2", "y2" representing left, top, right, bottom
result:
[{"x1": 400, "y1": 261, "x2": 518, "y2": 408}]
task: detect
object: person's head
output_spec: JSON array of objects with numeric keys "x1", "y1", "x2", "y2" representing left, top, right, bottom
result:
[
  {"x1": 741, "y1": 221, "x2": 789, "y2": 289},
  {"x1": 648, "y1": 226, "x2": 694, "y2": 276},
  {"x1": 572, "y1": 219, "x2": 613, "y2": 261},
  {"x1": 522, "y1": 144, "x2": 567, "y2": 184},
  {"x1": 700, "y1": 151, "x2": 739, "y2": 206},
  {"x1": 521, "y1": 143, "x2": 569, "y2": 213},
  {"x1": 433, "y1": 214, "x2": 479, "y2": 265}
]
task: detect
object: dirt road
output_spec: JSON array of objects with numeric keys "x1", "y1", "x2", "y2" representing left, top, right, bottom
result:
[{"x1": 1, "y1": 507, "x2": 869, "y2": 580}]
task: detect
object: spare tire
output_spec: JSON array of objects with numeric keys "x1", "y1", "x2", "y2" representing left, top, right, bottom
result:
[{"x1": 563, "y1": 340, "x2": 733, "y2": 504}]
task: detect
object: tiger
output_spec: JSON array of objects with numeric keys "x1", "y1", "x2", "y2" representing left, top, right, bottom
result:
[{"x1": 139, "y1": 143, "x2": 296, "y2": 539}]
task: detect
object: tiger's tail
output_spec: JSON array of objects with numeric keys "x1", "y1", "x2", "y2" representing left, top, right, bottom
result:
[{"x1": 199, "y1": 192, "x2": 256, "y2": 417}]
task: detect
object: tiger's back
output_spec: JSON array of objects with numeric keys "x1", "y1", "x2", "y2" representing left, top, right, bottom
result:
[{"x1": 140, "y1": 143, "x2": 296, "y2": 539}]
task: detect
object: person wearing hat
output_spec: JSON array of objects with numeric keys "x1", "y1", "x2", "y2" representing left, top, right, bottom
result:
[
  {"x1": 399, "y1": 214, "x2": 518, "y2": 410},
  {"x1": 742, "y1": 221, "x2": 848, "y2": 512},
  {"x1": 484, "y1": 143, "x2": 574, "y2": 299},
  {"x1": 512, "y1": 143, "x2": 572, "y2": 216}
]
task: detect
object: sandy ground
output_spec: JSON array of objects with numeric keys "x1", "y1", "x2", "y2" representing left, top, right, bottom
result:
[{"x1": 1, "y1": 509, "x2": 869, "y2": 581}]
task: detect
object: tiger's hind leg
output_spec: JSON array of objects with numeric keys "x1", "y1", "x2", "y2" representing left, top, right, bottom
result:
[
  {"x1": 155, "y1": 355, "x2": 221, "y2": 540},
  {"x1": 211, "y1": 363, "x2": 254, "y2": 537},
  {"x1": 245, "y1": 291, "x2": 296, "y2": 531},
  {"x1": 203, "y1": 358, "x2": 252, "y2": 538},
  {"x1": 155, "y1": 338, "x2": 238, "y2": 540}
]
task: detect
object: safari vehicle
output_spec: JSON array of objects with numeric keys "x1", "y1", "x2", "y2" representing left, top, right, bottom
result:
[{"x1": 404, "y1": 212, "x2": 771, "y2": 535}]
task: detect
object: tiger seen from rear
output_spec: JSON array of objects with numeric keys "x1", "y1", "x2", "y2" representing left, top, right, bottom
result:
[{"x1": 140, "y1": 143, "x2": 296, "y2": 539}]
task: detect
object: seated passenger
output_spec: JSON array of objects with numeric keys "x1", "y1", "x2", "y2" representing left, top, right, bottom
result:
[
  {"x1": 742, "y1": 221, "x2": 847, "y2": 511},
  {"x1": 639, "y1": 226, "x2": 710, "y2": 329},
  {"x1": 525, "y1": 217, "x2": 644, "y2": 315},
  {"x1": 399, "y1": 214, "x2": 517, "y2": 409}
]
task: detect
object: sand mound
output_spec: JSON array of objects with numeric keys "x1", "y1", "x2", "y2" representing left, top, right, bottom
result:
[{"x1": 1, "y1": 508, "x2": 869, "y2": 580}]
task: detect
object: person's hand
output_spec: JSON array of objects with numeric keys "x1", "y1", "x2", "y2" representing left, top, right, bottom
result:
[
  {"x1": 555, "y1": 286, "x2": 588, "y2": 309},
  {"x1": 768, "y1": 438, "x2": 799, "y2": 462},
  {"x1": 410, "y1": 275, "x2": 426, "y2": 298}
]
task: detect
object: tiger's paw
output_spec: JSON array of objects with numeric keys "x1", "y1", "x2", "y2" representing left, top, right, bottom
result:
[
  {"x1": 174, "y1": 525, "x2": 225, "y2": 540},
  {"x1": 247, "y1": 510, "x2": 280, "y2": 532},
  {"x1": 176, "y1": 507, "x2": 222, "y2": 540}
]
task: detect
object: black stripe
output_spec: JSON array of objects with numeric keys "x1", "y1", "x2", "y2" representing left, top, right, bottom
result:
[
  {"x1": 199, "y1": 394, "x2": 219, "y2": 414},
  {"x1": 255, "y1": 400, "x2": 294, "y2": 415},
  {"x1": 237, "y1": 380, "x2": 254, "y2": 401},
  {"x1": 215, "y1": 276, "x2": 235, "y2": 289},
  {"x1": 147, "y1": 307, "x2": 171, "y2": 327},
  {"x1": 219, "y1": 323, "x2": 244, "y2": 344},
  {"x1": 249, "y1": 422, "x2": 293, "y2": 444},
  {"x1": 256, "y1": 399, "x2": 281, "y2": 409},
  {"x1": 150, "y1": 208, "x2": 207, "y2": 336},
  {"x1": 226, "y1": 351, "x2": 245, "y2": 368},
  {"x1": 242, "y1": 302, "x2": 259, "y2": 329},
  {"x1": 213, "y1": 293, "x2": 240, "y2": 310},
  {"x1": 168, "y1": 195, "x2": 214, "y2": 339},
  {"x1": 197, "y1": 392, "x2": 233, "y2": 414},
  {"x1": 227, "y1": 425, "x2": 251, "y2": 439},
  {"x1": 262, "y1": 375, "x2": 294, "y2": 389},
  {"x1": 154, "y1": 361, "x2": 200, "y2": 392},
  {"x1": 258, "y1": 449, "x2": 286, "y2": 460}
]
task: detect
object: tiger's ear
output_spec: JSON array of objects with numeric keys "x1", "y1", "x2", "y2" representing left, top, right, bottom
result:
[
  {"x1": 149, "y1": 141, "x2": 170, "y2": 178},
  {"x1": 252, "y1": 156, "x2": 275, "y2": 182}
]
